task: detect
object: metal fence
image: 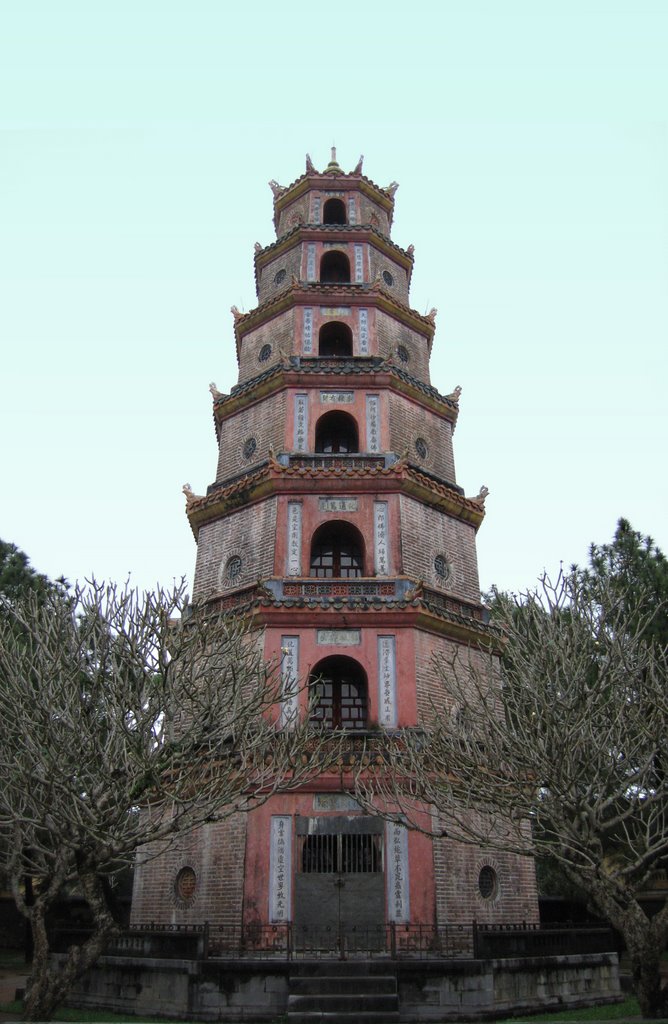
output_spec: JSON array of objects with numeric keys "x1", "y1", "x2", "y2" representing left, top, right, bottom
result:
[
  {"x1": 105, "y1": 920, "x2": 614, "y2": 962},
  {"x1": 473, "y1": 921, "x2": 617, "y2": 959}
]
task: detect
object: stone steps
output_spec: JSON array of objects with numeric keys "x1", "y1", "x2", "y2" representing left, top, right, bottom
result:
[{"x1": 287, "y1": 963, "x2": 399, "y2": 1024}]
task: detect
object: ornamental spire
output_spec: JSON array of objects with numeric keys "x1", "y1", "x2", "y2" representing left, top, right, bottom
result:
[{"x1": 325, "y1": 145, "x2": 342, "y2": 174}]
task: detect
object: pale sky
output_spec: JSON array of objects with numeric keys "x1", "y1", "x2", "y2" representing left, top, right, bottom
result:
[{"x1": 1, "y1": 1, "x2": 666, "y2": 597}]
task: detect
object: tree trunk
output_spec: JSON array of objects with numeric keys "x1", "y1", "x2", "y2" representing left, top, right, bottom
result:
[
  {"x1": 22, "y1": 870, "x2": 121, "y2": 1021},
  {"x1": 580, "y1": 872, "x2": 668, "y2": 1020},
  {"x1": 23, "y1": 915, "x2": 119, "y2": 1021},
  {"x1": 632, "y1": 951, "x2": 668, "y2": 1020}
]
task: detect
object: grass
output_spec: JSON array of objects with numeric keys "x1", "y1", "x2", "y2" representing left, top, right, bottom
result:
[
  {"x1": 0, "y1": 1002, "x2": 169, "y2": 1022},
  {"x1": 497, "y1": 996, "x2": 643, "y2": 1021}
]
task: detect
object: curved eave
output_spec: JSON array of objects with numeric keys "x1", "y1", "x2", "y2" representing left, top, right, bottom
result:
[
  {"x1": 233, "y1": 284, "x2": 436, "y2": 360},
  {"x1": 212, "y1": 362, "x2": 459, "y2": 429},
  {"x1": 254, "y1": 224, "x2": 413, "y2": 282},
  {"x1": 201, "y1": 587, "x2": 502, "y2": 652},
  {"x1": 185, "y1": 461, "x2": 484, "y2": 538},
  {"x1": 271, "y1": 172, "x2": 395, "y2": 231}
]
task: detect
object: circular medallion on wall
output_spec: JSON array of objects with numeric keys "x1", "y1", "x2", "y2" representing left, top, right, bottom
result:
[
  {"x1": 478, "y1": 865, "x2": 498, "y2": 900},
  {"x1": 225, "y1": 555, "x2": 243, "y2": 583},
  {"x1": 274, "y1": 268, "x2": 287, "y2": 286},
  {"x1": 242, "y1": 436, "x2": 257, "y2": 460},
  {"x1": 258, "y1": 343, "x2": 272, "y2": 363},
  {"x1": 396, "y1": 344, "x2": 409, "y2": 364},
  {"x1": 434, "y1": 554, "x2": 451, "y2": 581},
  {"x1": 415, "y1": 437, "x2": 428, "y2": 461},
  {"x1": 382, "y1": 270, "x2": 394, "y2": 287},
  {"x1": 174, "y1": 867, "x2": 197, "y2": 905}
]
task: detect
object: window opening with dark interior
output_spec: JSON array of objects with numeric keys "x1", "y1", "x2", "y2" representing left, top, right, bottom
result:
[
  {"x1": 309, "y1": 655, "x2": 368, "y2": 730},
  {"x1": 322, "y1": 198, "x2": 347, "y2": 225},
  {"x1": 315, "y1": 410, "x2": 358, "y2": 453},
  {"x1": 300, "y1": 833, "x2": 382, "y2": 873},
  {"x1": 318, "y1": 321, "x2": 353, "y2": 358},
  {"x1": 320, "y1": 250, "x2": 351, "y2": 283},
  {"x1": 309, "y1": 520, "x2": 364, "y2": 578}
]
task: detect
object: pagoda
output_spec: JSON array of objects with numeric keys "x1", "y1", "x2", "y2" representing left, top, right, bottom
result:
[{"x1": 131, "y1": 151, "x2": 538, "y2": 945}]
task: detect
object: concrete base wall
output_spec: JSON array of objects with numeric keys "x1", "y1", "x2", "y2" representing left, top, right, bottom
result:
[
  {"x1": 395, "y1": 954, "x2": 621, "y2": 1020},
  {"x1": 67, "y1": 952, "x2": 620, "y2": 1021}
]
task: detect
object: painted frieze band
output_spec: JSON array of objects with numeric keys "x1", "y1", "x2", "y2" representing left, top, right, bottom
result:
[
  {"x1": 302, "y1": 307, "x2": 313, "y2": 354},
  {"x1": 354, "y1": 243, "x2": 364, "y2": 283},
  {"x1": 269, "y1": 816, "x2": 292, "y2": 922},
  {"x1": 358, "y1": 308, "x2": 369, "y2": 354},
  {"x1": 294, "y1": 394, "x2": 308, "y2": 451},
  {"x1": 280, "y1": 636, "x2": 299, "y2": 728},
  {"x1": 374, "y1": 501, "x2": 389, "y2": 574},
  {"x1": 286, "y1": 502, "x2": 302, "y2": 576},
  {"x1": 320, "y1": 391, "x2": 354, "y2": 404},
  {"x1": 366, "y1": 395, "x2": 380, "y2": 452},
  {"x1": 377, "y1": 635, "x2": 397, "y2": 728},
  {"x1": 386, "y1": 821, "x2": 410, "y2": 922},
  {"x1": 307, "y1": 243, "x2": 316, "y2": 282}
]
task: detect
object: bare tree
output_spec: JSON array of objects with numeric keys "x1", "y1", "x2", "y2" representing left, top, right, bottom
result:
[
  {"x1": 0, "y1": 581, "x2": 333, "y2": 1021},
  {"x1": 355, "y1": 571, "x2": 668, "y2": 1018}
]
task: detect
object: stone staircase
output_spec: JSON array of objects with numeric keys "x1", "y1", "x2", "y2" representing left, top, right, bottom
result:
[{"x1": 287, "y1": 961, "x2": 400, "y2": 1023}]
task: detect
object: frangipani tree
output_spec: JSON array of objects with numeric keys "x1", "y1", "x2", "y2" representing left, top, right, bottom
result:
[
  {"x1": 0, "y1": 580, "x2": 335, "y2": 1021},
  {"x1": 355, "y1": 569, "x2": 668, "y2": 1018}
]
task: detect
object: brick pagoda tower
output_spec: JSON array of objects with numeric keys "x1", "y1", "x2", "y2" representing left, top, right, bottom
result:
[{"x1": 131, "y1": 151, "x2": 538, "y2": 945}]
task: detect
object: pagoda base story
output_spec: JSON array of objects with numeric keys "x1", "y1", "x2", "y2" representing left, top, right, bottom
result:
[
  {"x1": 130, "y1": 792, "x2": 540, "y2": 937},
  {"x1": 65, "y1": 952, "x2": 622, "y2": 1021}
]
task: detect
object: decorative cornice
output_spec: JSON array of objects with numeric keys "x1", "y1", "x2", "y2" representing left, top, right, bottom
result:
[
  {"x1": 254, "y1": 223, "x2": 413, "y2": 283},
  {"x1": 271, "y1": 171, "x2": 395, "y2": 232},
  {"x1": 232, "y1": 283, "x2": 435, "y2": 360},
  {"x1": 212, "y1": 359, "x2": 460, "y2": 428},
  {"x1": 198, "y1": 582, "x2": 502, "y2": 652},
  {"x1": 185, "y1": 456, "x2": 483, "y2": 538}
]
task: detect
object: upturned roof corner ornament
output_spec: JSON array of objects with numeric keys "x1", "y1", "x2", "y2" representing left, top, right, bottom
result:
[
  {"x1": 385, "y1": 181, "x2": 399, "y2": 197},
  {"x1": 446, "y1": 385, "x2": 462, "y2": 403},
  {"x1": 230, "y1": 305, "x2": 243, "y2": 321},
  {"x1": 407, "y1": 244, "x2": 415, "y2": 256},
  {"x1": 209, "y1": 381, "x2": 224, "y2": 400},
  {"x1": 426, "y1": 307, "x2": 438, "y2": 323},
  {"x1": 353, "y1": 155, "x2": 364, "y2": 174},
  {"x1": 305, "y1": 153, "x2": 317, "y2": 173},
  {"x1": 469, "y1": 485, "x2": 489, "y2": 507},
  {"x1": 254, "y1": 242, "x2": 262, "y2": 254},
  {"x1": 268, "y1": 179, "x2": 285, "y2": 198},
  {"x1": 182, "y1": 483, "x2": 202, "y2": 506}
]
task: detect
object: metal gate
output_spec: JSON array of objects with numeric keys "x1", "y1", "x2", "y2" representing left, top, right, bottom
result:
[{"x1": 293, "y1": 816, "x2": 385, "y2": 953}]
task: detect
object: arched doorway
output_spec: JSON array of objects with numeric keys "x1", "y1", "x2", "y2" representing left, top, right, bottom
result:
[
  {"x1": 320, "y1": 250, "x2": 350, "y2": 283},
  {"x1": 314, "y1": 411, "x2": 358, "y2": 454},
  {"x1": 309, "y1": 520, "x2": 364, "y2": 578},
  {"x1": 309, "y1": 655, "x2": 368, "y2": 731},
  {"x1": 318, "y1": 321, "x2": 353, "y2": 358},
  {"x1": 323, "y1": 197, "x2": 346, "y2": 224}
]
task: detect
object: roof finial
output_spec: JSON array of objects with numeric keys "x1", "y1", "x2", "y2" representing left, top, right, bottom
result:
[{"x1": 326, "y1": 146, "x2": 341, "y2": 173}]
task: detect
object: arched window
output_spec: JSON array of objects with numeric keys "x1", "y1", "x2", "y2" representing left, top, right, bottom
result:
[
  {"x1": 320, "y1": 251, "x2": 351, "y2": 284},
  {"x1": 323, "y1": 198, "x2": 346, "y2": 225},
  {"x1": 315, "y1": 411, "x2": 358, "y2": 454},
  {"x1": 309, "y1": 656, "x2": 368, "y2": 730},
  {"x1": 310, "y1": 521, "x2": 364, "y2": 578},
  {"x1": 318, "y1": 321, "x2": 353, "y2": 357}
]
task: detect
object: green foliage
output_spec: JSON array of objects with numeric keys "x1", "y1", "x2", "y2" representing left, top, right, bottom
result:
[
  {"x1": 585, "y1": 518, "x2": 668, "y2": 648},
  {"x1": 0, "y1": 540, "x2": 55, "y2": 604}
]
